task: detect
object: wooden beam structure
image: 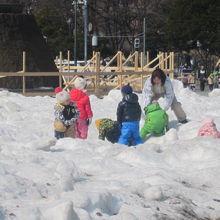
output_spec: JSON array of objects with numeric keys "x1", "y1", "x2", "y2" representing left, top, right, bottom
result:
[{"x1": 0, "y1": 50, "x2": 175, "y2": 96}]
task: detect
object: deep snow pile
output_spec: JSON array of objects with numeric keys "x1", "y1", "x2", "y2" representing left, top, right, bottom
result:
[{"x1": 0, "y1": 80, "x2": 220, "y2": 220}]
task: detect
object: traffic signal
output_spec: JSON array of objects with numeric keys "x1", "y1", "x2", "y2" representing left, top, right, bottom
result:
[{"x1": 134, "y1": 37, "x2": 140, "y2": 50}]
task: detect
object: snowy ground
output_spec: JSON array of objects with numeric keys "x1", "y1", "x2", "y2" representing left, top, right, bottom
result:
[{"x1": 0, "y1": 80, "x2": 220, "y2": 220}]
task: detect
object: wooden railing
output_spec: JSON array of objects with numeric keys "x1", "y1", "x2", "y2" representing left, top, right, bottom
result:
[
  {"x1": 0, "y1": 50, "x2": 175, "y2": 96},
  {"x1": 56, "y1": 50, "x2": 174, "y2": 90},
  {"x1": 0, "y1": 69, "x2": 173, "y2": 96},
  {"x1": 56, "y1": 51, "x2": 174, "y2": 74}
]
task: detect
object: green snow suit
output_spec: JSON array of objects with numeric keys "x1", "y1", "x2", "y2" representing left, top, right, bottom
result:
[{"x1": 140, "y1": 104, "x2": 168, "y2": 139}]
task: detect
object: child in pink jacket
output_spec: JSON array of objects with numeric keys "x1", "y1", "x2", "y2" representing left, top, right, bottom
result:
[
  {"x1": 198, "y1": 118, "x2": 220, "y2": 138},
  {"x1": 70, "y1": 77, "x2": 93, "y2": 139}
]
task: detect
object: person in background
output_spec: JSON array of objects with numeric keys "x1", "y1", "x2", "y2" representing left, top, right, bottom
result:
[
  {"x1": 198, "y1": 65, "x2": 207, "y2": 91},
  {"x1": 182, "y1": 62, "x2": 191, "y2": 72},
  {"x1": 143, "y1": 68, "x2": 187, "y2": 124},
  {"x1": 70, "y1": 77, "x2": 93, "y2": 139},
  {"x1": 212, "y1": 68, "x2": 220, "y2": 89},
  {"x1": 95, "y1": 119, "x2": 121, "y2": 144},
  {"x1": 117, "y1": 84, "x2": 143, "y2": 146},
  {"x1": 100, "y1": 58, "x2": 106, "y2": 66},
  {"x1": 188, "y1": 72, "x2": 196, "y2": 91},
  {"x1": 207, "y1": 73, "x2": 214, "y2": 91},
  {"x1": 54, "y1": 88, "x2": 79, "y2": 139},
  {"x1": 140, "y1": 101, "x2": 168, "y2": 140}
]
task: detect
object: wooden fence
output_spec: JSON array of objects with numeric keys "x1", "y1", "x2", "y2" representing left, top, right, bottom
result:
[
  {"x1": 0, "y1": 70, "x2": 169, "y2": 96},
  {"x1": 0, "y1": 50, "x2": 175, "y2": 96},
  {"x1": 56, "y1": 50, "x2": 174, "y2": 90},
  {"x1": 56, "y1": 51, "x2": 174, "y2": 75}
]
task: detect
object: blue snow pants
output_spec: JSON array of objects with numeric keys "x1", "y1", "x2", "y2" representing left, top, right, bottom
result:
[
  {"x1": 118, "y1": 121, "x2": 143, "y2": 146},
  {"x1": 55, "y1": 131, "x2": 65, "y2": 139}
]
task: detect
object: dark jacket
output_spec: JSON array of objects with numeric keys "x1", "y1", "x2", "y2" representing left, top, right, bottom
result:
[
  {"x1": 117, "y1": 93, "x2": 141, "y2": 123},
  {"x1": 54, "y1": 102, "x2": 80, "y2": 127},
  {"x1": 198, "y1": 69, "x2": 207, "y2": 81}
]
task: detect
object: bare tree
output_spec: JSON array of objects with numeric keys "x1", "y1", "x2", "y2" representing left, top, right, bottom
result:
[{"x1": 89, "y1": 0, "x2": 171, "y2": 54}]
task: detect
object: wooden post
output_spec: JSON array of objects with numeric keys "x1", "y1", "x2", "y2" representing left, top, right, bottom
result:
[
  {"x1": 169, "y1": 52, "x2": 172, "y2": 71},
  {"x1": 67, "y1": 50, "x2": 70, "y2": 85},
  {"x1": 67, "y1": 50, "x2": 70, "y2": 72},
  {"x1": 171, "y1": 52, "x2": 175, "y2": 78},
  {"x1": 59, "y1": 51, "x2": 63, "y2": 88},
  {"x1": 161, "y1": 52, "x2": 165, "y2": 70},
  {"x1": 164, "y1": 52, "x2": 168, "y2": 70},
  {"x1": 93, "y1": 50, "x2": 96, "y2": 69},
  {"x1": 134, "y1": 51, "x2": 139, "y2": 71},
  {"x1": 158, "y1": 52, "x2": 161, "y2": 69},
  {"x1": 119, "y1": 51, "x2": 123, "y2": 88},
  {"x1": 117, "y1": 52, "x2": 119, "y2": 86},
  {"x1": 140, "y1": 52, "x2": 144, "y2": 90},
  {"x1": 95, "y1": 52, "x2": 100, "y2": 94},
  {"x1": 22, "y1": 51, "x2": 26, "y2": 95}
]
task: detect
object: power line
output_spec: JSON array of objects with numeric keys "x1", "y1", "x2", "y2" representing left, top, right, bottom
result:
[{"x1": 93, "y1": 33, "x2": 144, "y2": 38}]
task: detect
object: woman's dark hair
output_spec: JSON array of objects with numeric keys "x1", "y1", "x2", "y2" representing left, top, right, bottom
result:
[{"x1": 151, "y1": 68, "x2": 167, "y2": 85}]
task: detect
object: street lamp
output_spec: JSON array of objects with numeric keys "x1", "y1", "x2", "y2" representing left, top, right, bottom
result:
[
  {"x1": 83, "y1": 0, "x2": 88, "y2": 64},
  {"x1": 72, "y1": 0, "x2": 88, "y2": 67},
  {"x1": 72, "y1": 0, "x2": 78, "y2": 69}
]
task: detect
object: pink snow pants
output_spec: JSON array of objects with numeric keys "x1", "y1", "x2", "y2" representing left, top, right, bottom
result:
[{"x1": 76, "y1": 118, "x2": 88, "y2": 139}]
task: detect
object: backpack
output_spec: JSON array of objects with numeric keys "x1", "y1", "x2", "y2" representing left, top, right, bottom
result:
[{"x1": 106, "y1": 123, "x2": 121, "y2": 144}]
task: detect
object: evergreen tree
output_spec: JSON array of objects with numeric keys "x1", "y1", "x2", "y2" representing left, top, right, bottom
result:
[
  {"x1": 166, "y1": 0, "x2": 220, "y2": 56},
  {"x1": 35, "y1": 4, "x2": 84, "y2": 59}
]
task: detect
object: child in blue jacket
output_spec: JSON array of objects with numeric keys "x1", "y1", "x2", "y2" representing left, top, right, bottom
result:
[{"x1": 117, "y1": 84, "x2": 143, "y2": 146}]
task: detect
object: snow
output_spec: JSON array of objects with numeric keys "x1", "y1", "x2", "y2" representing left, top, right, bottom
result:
[
  {"x1": 209, "y1": 89, "x2": 220, "y2": 97},
  {"x1": 0, "y1": 80, "x2": 220, "y2": 220}
]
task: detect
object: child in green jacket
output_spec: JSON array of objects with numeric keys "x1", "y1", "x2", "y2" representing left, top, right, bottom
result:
[
  {"x1": 210, "y1": 71, "x2": 220, "y2": 89},
  {"x1": 140, "y1": 102, "x2": 168, "y2": 140}
]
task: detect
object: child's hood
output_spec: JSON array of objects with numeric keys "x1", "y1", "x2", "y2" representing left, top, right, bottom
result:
[
  {"x1": 54, "y1": 103, "x2": 65, "y2": 112},
  {"x1": 145, "y1": 104, "x2": 162, "y2": 114},
  {"x1": 54, "y1": 102, "x2": 76, "y2": 111},
  {"x1": 70, "y1": 89, "x2": 89, "y2": 104},
  {"x1": 123, "y1": 93, "x2": 139, "y2": 104}
]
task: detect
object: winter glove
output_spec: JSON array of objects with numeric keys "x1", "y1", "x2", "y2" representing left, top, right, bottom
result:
[
  {"x1": 144, "y1": 107, "x2": 148, "y2": 115},
  {"x1": 54, "y1": 120, "x2": 67, "y2": 132},
  {"x1": 87, "y1": 117, "x2": 93, "y2": 126}
]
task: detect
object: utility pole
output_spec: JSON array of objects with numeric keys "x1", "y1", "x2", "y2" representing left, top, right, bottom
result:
[
  {"x1": 143, "y1": 17, "x2": 146, "y2": 57},
  {"x1": 83, "y1": 0, "x2": 88, "y2": 64},
  {"x1": 74, "y1": 0, "x2": 77, "y2": 69}
]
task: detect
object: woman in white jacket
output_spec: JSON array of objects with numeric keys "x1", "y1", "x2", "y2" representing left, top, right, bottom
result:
[{"x1": 143, "y1": 69, "x2": 187, "y2": 123}]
